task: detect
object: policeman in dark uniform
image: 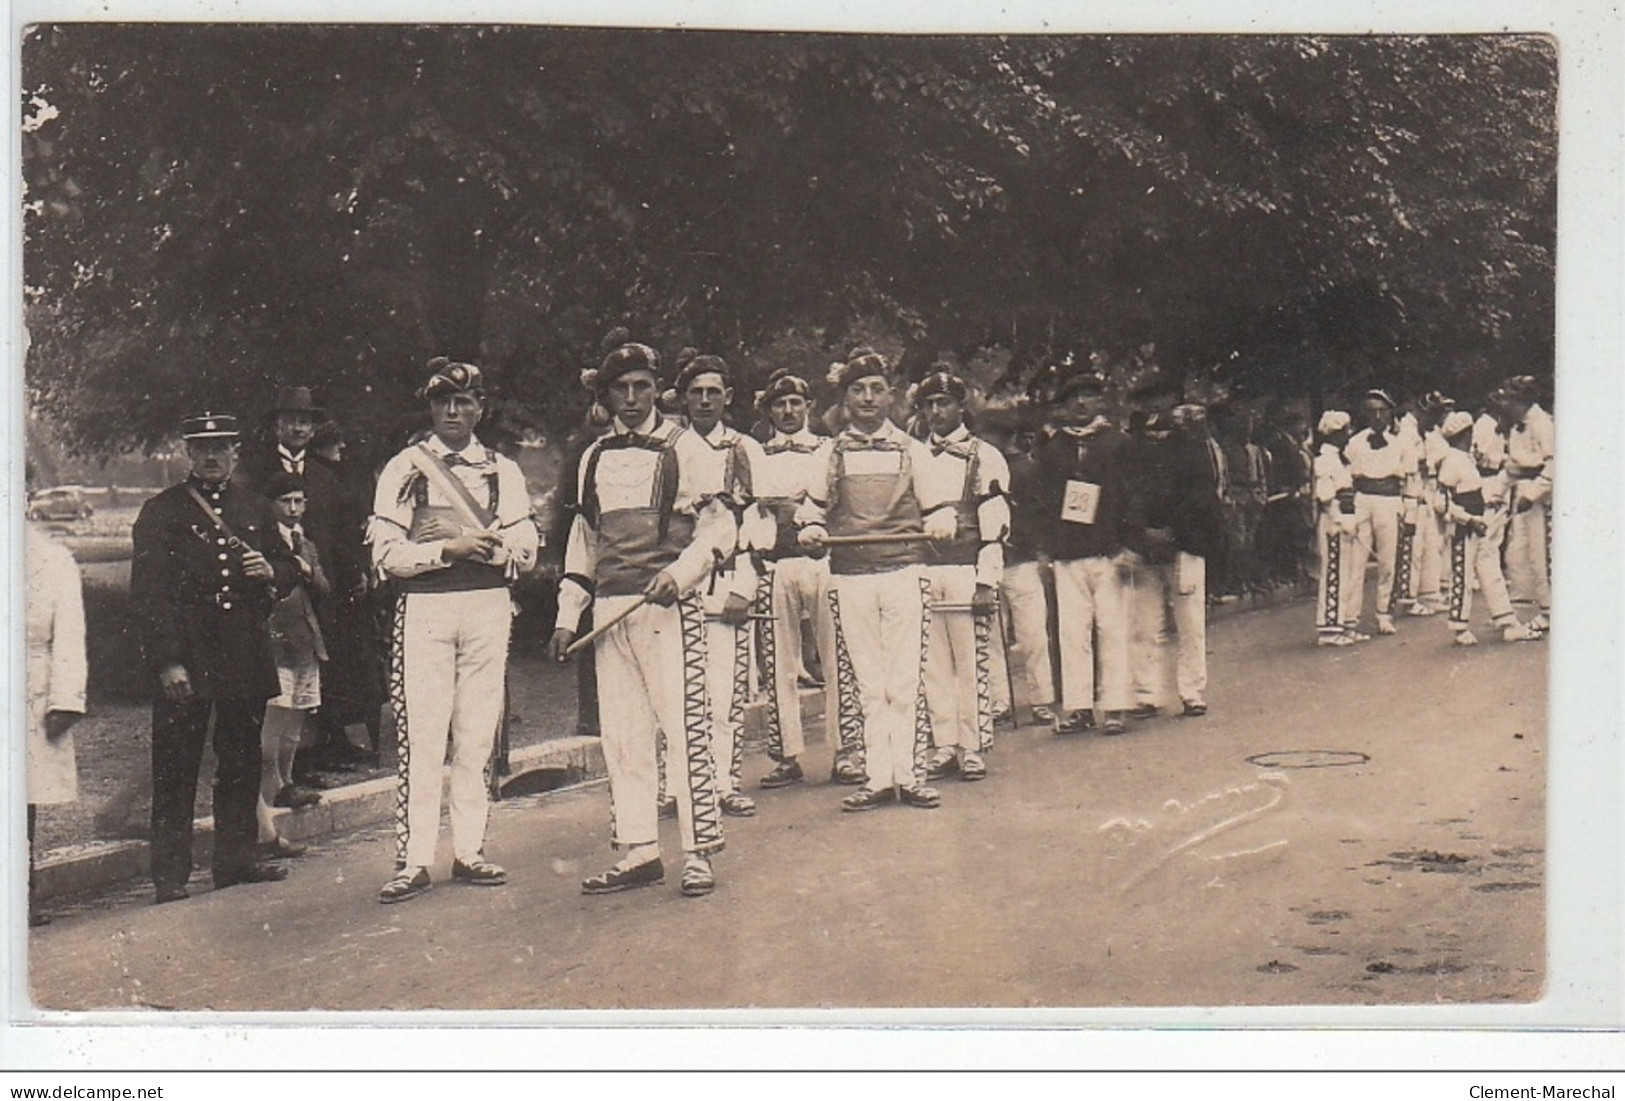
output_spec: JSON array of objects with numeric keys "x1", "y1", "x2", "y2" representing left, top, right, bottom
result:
[{"x1": 132, "y1": 412, "x2": 298, "y2": 904}]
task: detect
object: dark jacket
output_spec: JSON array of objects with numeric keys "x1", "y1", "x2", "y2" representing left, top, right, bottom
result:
[
  {"x1": 130, "y1": 478, "x2": 298, "y2": 700},
  {"x1": 1126, "y1": 425, "x2": 1225, "y2": 564},
  {"x1": 1032, "y1": 423, "x2": 1137, "y2": 561},
  {"x1": 236, "y1": 446, "x2": 364, "y2": 595},
  {"x1": 1004, "y1": 450, "x2": 1046, "y2": 565}
]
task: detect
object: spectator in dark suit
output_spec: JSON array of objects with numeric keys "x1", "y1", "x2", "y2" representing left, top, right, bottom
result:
[
  {"x1": 1123, "y1": 369, "x2": 1225, "y2": 721},
  {"x1": 236, "y1": 387, "x2": 370, "y2": 774}
]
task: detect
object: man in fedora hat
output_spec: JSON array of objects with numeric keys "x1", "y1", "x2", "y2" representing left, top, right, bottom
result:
[
  {"x1": 238, "y1": 385, "x2": 371, "y2": 772},
  {"x1": 370, "y1": 359, "x2": 538, "y2": 903},
  {"x1": 132, "y1": 412, "x2": 301, "y2": 903}
]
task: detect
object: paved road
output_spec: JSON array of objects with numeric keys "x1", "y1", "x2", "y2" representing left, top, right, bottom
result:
[{"x1": 27, "y1": 595, "x2": 1545, "y2": 1012}]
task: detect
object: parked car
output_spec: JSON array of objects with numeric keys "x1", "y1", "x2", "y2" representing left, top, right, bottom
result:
[{"x1": 27, "y1": 485, "x2": 94, "y2": 522}]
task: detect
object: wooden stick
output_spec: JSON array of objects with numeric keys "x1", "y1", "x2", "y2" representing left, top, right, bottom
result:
[
  {"x1": 929, "y1": 603, "x2": 996, "y2": 614},
  {"x1": 564, "y1": 595, "x2": 651, "y2": 656},
  {"x1": 706, "y1": 612, "x2": 776, "y2": 622},
  {"x1": 821, "y1": 532, "x2": 933, "y2": 547}
]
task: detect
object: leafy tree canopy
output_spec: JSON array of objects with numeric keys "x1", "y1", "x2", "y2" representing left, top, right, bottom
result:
[{"x1": 22, "y1": 26, "x2": 1556, "y2": 460}]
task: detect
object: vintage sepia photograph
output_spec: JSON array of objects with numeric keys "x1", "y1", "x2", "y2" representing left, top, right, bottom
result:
[{"x1": 13, "y1": 19, "x2": 1577, "y2": 1024}]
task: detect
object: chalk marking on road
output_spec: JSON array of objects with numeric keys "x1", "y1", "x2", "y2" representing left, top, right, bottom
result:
[
  {"x1": 1196, "y1": 837, "x2": 1290, "y2": 866},
  {"x1": 1098, "y1": 816, "x2": 1153, "y2": 834},
  {"x1": 1114, "y1": 774, "x2": 1290, "y2": 892}
]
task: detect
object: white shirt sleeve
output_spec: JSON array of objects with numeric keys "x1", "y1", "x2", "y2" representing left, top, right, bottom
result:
[
  {"x1": 667, "y1": 431, "x2": 739, "y2": 594},
  {"x1": 369, "y1": 452, "x2": 449, "y2": 579},
  {"x1": 555, "y1": 513, "x2": 598, "y2": 634},
  {"x1": 793, "y1": 440, "x2": 836, "y2": 533}
]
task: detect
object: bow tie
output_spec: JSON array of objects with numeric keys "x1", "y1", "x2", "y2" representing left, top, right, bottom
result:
[
  {"x1": 600, "y1": 432, "x2": 664, "y2": 453},
  {"x1": 441, "y1": 452, "x2": 474, "y2": 467},
  {"x1": 839, "y1": 435, "x2": 903, "y2": 453},
  {"x1": 931, "y1": 439, "x2": 974, "y2": 459},
  {"x1": 766, "y1": 439, "x2": 819, "y2": 456}
]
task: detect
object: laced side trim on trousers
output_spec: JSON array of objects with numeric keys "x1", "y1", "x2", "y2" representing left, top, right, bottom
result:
[
  {"x1": 755, "y1": 571, "x2": 784, "y2": 761},
  {"x1": 912, "y1": 574, "x2": 933, "y2": 783},
  {"x1": 389, "y1": 596, "x2": 410, "y2": 869},
  {"x1": 1449, "y1": 530, "x2": 1470, "y2": 627},
  {"x1": 680, "y1": 594, "x2": 724, "y2": 855},
  {"x1": 1391, "y1": 522, "x2": 1415, "y2": 613},
  {"x1": 728, "y1": 608, "x2": 750, "y2": 790},
  {"x1": 974, "y1": 606, "x2": 995, "y2": 754},
  {"x1": 1323, "y1": 531, "x2": 1342, "y2": 628},
  {"x1": 826, "y1": 588, "x2": 865, "y2": 762}
]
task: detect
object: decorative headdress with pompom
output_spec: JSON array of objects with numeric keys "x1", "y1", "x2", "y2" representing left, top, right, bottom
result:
[
  {"x1": 674, "y1": 348, "x2": 732, "y2": 395},
  {"x1": 831, "y1": 347, "x2": 891, "y2": 391},
  {"x1": 759, "y1": 368, "x2": 811, "y2": 411},
  {"x1": 589, "y1": 326, "x2": 662, "y2": 392}
]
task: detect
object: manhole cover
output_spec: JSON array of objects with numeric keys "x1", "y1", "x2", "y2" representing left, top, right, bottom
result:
[{"x1": 1247, "y1": 750, "x2": 1370, "y2": 770}]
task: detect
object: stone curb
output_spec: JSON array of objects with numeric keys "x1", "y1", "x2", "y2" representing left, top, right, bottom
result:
[{"x1": 33, "y1": 735, "x2": 607, "y2": 901}]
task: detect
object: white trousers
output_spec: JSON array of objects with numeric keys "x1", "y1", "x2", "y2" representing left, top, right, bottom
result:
[
  {"x1": 1505, "y1": 493, "x2": 1551, "y2": 613},
  {"x1": 1316, "y1": 514, "x2": 1353, "y2": 635},
  {"x1": 1002, "y1": 559, "x2": 1054, "y2": 708},
  {"x1": 1130, "y1": 555, "x2": 1208, "y2": 709},
  {"x1": 1346, "y1": 494, "x2": 1402, "y2": 624},
  {"x1": 923, "y1": 565, "x2": 993, "y2": 754},
  {"x1": 1414, "y1": 497, "x2": 1447, "y2": 606},
  {"x1": 1447, "y1": 514, "x2": 1517, "y2": 631},
  {"x1": 1052, "y1": 556, "x2": 1130, "y2": 715},
  {"x1": 986, "y1": 618, "x2": 1012, "y2": 717},
  {"x1": 700, "y1": 592, "x2": 748, "y2": 798},
  {"x1": 594, "y1": 593, "x2": 723, "y2": 856},
  {"x1": 393, "y1": 588, "x2": 512, "y2": 871},
  {"x1": 761, "y1": 556, "x2": 834, "y2": 763},
  {"x1": 828, "y1": 569, "x2": 930, "y2": 789}
]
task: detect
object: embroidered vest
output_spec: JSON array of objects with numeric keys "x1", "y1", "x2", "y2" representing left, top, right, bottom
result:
[
  {"x1": 403, "y1": 474, "x2": 507, "y2": 594},
  {"x1": 827, "y1": 437, "x2": 925, "y2": 575},
  {"x1": 582, "y1": 433, "x2": 694, "y2": 596}
]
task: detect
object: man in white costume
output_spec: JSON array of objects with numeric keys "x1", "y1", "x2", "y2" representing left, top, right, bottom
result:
[
  {"x1": 1496, "y1": 376, "x2": 1554, "y2": 633},
  {"x1": 1343, "y1": 389, "x2": 1417, "y2": 637},
  {"x1": 673, "y1": 349, "x2": 770, "y2": 818},
  {"x1": 370, "y1": 359, "x2": 537, "y2": 903},
  {"x1": 752, "y1": 369, "x2": 841, "y2": 791},
  {"x1": 914, "y1": 370, "x2": 1009, "y2": 783},
  {"x1": 550, "y1": 336, "x2": 735, "y2": 897},
  {"x1": 1310, "y1": 411, "x2": 1359, "y2": 646},
  {"x1": 1435, "y1": 410, "x2": 1543, "y2": 646},
  {"x1": 797, "y1": 348, "x2": 957, "y2": 812}
]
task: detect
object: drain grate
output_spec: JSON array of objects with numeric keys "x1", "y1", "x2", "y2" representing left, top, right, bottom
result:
[{"x1": 1246, "y1": 750, "x2": 1370, "y2": 770}]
